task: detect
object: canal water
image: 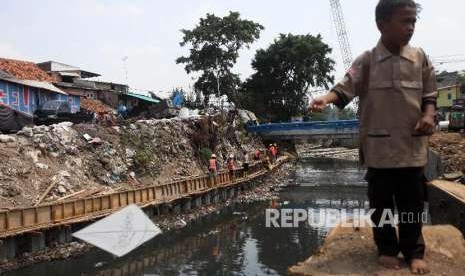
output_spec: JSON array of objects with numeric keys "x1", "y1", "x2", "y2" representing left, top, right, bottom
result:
[{"x1": 8, "y1": 158, "x2": 367, "y2": 276}]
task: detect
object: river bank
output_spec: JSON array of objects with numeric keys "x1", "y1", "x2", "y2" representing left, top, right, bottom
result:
[
  {"x1": 0, "y1": 159, "x2": 296, "y2": 273},
  {"x1": 0, "y1": 113, "x2": 263, "y2": 209},
  {"x1": 4, "y1": 157, "x2": 366, "y2": 276}
]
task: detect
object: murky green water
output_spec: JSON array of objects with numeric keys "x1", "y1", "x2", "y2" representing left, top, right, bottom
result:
[{"x1": 7, "y1": 158, "x2": 367, "y2": 276}]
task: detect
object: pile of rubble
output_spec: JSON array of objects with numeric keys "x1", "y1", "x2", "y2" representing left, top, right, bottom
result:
[
  {"x1": 80, "y1": 98, "x2": 114, "y2": 114},
  {"x1": 235, "y1": 161, "x2": 297, "y2": 203},
  {"x1": 0, "y1": 114, "x2": 263, "y2": 208},
  {"x1": 430, "y1": 132, "x2": 465, "y2": 175},
  {"x1": 295, "y1": 142, "x2": 358, "y2": 161}
]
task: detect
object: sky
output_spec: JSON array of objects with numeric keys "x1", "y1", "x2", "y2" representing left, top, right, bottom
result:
[{"x1": 1, "y1": 0, "x2": 464, "y2": 97}]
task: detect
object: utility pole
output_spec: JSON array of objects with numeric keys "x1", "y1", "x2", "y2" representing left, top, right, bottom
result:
[{"x1": 122, "y1": 56, "x2": 129, "y2": 85}]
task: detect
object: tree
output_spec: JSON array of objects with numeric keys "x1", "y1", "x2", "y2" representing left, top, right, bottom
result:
[
  {"x1": 176, "y1": 12, "x2": 264, "y2": 106},
  {"x1": 240, "y1": 34, "x2": 335, "y2": 121},
  {"x1": 308, "y1": 106, "x2": 356, "y2": 121}
]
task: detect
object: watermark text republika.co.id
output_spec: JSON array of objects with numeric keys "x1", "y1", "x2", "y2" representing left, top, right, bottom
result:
[{"x1": 265, "y1": 208, "x2": 428, "y2": 228}]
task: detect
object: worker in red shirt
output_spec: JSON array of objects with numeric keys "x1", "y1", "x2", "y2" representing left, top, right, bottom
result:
[
  {"x1": 208, "y1": 154, "x2": 218, "y2": 187},
  {"x1": 254, "y1": 149, "x2": 261, "y2": 161}
]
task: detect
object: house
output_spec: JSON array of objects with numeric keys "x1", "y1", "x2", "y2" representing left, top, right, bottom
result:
[
  {"x1": 436, "y1": 71, "x2": 465, "y2": 119},
  {"x1": 38, "y1": 60, "x2": 164, "y2": 118},
  {"x1": 0, "y1": 58, "x2": 80, "y2": 131},
  {"x1": 37, "y1": 61, "x2": 130, "y2": 109}
]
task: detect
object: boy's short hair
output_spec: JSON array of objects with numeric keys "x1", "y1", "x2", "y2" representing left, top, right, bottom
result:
[{"x1": 375, "y1": 0, "x2": 420, "y2": 22}]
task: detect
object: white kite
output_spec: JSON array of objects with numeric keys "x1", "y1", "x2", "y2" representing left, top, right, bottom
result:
[{"x1": 72, "y1": 204, "x2": 162, "y2": 257}]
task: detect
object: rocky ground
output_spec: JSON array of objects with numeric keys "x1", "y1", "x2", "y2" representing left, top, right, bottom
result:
[
  {"x1": 0, "y1": 113, "x2": 263, "y2": 208},
  {"x1": 0, "y1": 159, "x2": 296, "y2": 272}
]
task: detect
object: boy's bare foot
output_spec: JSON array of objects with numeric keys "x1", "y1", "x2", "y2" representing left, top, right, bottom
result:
[
  {"x1": 410, "y1": 259, "x2": 430, "y2": 274},
  {"x1": 378, "y1": 255, "x2": 400, "y2": 269}
]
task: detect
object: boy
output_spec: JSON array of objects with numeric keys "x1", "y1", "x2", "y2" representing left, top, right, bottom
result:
[{"x1": 310, "y1": 0, "x2": 437, "y2": 274}]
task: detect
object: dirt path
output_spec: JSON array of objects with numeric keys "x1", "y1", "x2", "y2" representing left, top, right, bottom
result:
[{"x1": 289, "y1": 224, "x2": 465, "y2": 276}]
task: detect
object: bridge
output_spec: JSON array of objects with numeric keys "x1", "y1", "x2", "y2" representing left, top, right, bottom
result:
[{"x1": 246, "y1": 119, "x2": 360, "y2": 141}]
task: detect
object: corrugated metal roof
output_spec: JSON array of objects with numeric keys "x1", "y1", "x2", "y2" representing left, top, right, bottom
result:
[
  {"x1": 127, "y1": 92, "x2": 160, "y2": 104},
  {"x1": 437, "y1": 71, "x2": 460, "y2": 89},
  {"x1": 0, "y1": 76, "x2": 67, "y2": 95},
  {"x1": 59, "y1": 72, "x2": 80, "y2": 77}
]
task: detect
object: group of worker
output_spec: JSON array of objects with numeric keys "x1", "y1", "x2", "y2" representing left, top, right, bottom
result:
[{"x1": 207, "y1": 144, "x2": 280, "y2": 187}]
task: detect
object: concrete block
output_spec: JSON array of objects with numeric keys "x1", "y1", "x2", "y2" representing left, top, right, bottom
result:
[
  {"x1": 0, "y1": 238, "x2": 16, "y2": 259},
  {"x1": 20, "y1": 233, "x2": 46, "y2": 253},
  {"x1": 182, "y1": 200, "x2": 192, "y2": 211},
  {"x1": 173, "y1": 204, "x2": 181, "y2": 214},
  {"x1": 144, "y1": 207, "x2": 155, "y2": 218},
  {"x1": 202, "y1": 193, "x2": 211, "y2": 205},
  {"x1": 192, "y1": 197, "x2": 202, "y2": 208}
]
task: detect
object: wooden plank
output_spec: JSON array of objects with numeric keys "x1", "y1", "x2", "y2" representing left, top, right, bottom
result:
[
  {"x1": 22, "y1": 208, "x2": 36, "y2": 227},
  {"x1": 75, "y1": 200, "x2": 85, "y2": 216},
  {"x1": 7, "y1": 210, "x2": 21, "y2": 230},
  {"x1": 35, "y1": 179, "x2": 58, "y2": 206},
  {"x1": 101, "y1": 196, "x2": 110, "y2": 210},
  {"x1": 430, "y1": 180, "x2": 465, "y2": 204},
  {"x1": 54, "y1": 189, "x2": 86, "y2": 202},
  {"x1": 120, "y1": 193, "x2": 128, "y2": 207},
  {"x1": 85, "y1": 199, "x2": 93, "y2": 214},
  {"x1": 64, "y1": 202, "x2": 75, "y2": 218}
]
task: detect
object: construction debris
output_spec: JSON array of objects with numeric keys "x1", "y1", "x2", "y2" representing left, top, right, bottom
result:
[
  {"x1": 80, "y1": 98, "x2": 114, "y2": 114},
  {"x1": 0, "y1": 113, "x2": 263, "y2": 208},
  {"x1": 295, "y1": 142, "x2": 358, "y2": 161},
  {"x1": 430, "y1": 132, "x2": 465, "y2": 175}
]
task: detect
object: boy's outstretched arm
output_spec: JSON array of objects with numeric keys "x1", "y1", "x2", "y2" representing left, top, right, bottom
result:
[
  {"x1": 309, "y1": 92, "x2": 340, "y2": 112},
  {"x1": 309, "y1": 51, "x2": 369, "y2": 113}
]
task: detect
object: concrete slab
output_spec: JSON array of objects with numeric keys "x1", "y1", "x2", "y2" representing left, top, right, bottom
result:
[{"x1": 288, "y1": 224, "x2": 465, "y2": 275}]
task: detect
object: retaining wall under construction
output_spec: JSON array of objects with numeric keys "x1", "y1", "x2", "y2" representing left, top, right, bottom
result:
[{"x1": 0, "y1": 158, "x2": 287, "y2": 260}]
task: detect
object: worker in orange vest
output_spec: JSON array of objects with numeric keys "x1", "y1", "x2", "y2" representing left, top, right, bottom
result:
[{"x1": 208, "y1": 154, "x2": 218, "y2": 187}]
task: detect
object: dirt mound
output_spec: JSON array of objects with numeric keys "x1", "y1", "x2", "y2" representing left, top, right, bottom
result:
[
  {"x1": 0, "y1": 114, "x2": 263, "y2": 208},
  {"x1": 430, "y1": 132, "x2": 465, "y2": 174},
  {"x1": 289, "y1": 224, "x2": 465, "y2": 275},
  {"x1": 80, "y1": 98, "x2": 114, "y2": 114}
]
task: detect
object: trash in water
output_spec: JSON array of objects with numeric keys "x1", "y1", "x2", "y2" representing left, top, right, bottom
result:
[
  {"x1": 72, "y1": 204, "x2": 162, "y2": 257},
  {"x1": 174, "y1": 219, "x2": 187, "y2": 229}
]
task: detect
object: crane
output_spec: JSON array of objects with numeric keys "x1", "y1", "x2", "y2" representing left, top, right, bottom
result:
[
  {"x1": 308, "y1": 1, "x2": 356, "y2": 111},
  {"x1": 330, "y1": 0, "x2": 353, "y2": 71},
  {"x1": 329, "y1": 0, "x2": 358, "y2": 113}
]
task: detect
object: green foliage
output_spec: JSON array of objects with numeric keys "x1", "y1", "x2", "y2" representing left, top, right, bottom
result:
[
  {"x1": 134, "y1": 147, "x2": 154, "y2": 169},
  {"x1": 239, "y1": 34, "x2": 335, "y2": 121},
  {"x1": 120, "y1": 129, "x2": 158, "y2": 176},
  {"x1": 308, "y1": 106, "x2": 357, "y2": 121},
  {"x1": 176, "y1": 11, "x2": 264, "y2": 105},
  {"x1": 458, "y1": 71, "x2": 465, "y2": 86},
  {"x1": 199, "y1": 148, "x2": 213, "y2": 163}
]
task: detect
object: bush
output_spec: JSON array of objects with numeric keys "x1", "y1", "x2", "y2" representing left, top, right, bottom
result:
[{"x1": 199, "y1": 148, "x2": 213, "y2": 163}]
